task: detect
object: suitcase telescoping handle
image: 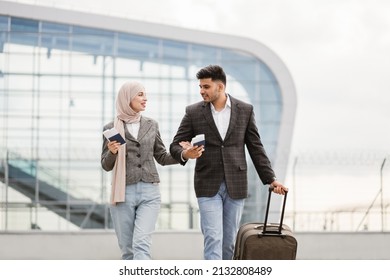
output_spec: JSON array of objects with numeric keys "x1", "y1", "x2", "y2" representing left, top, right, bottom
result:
[{"x1": 262, "y1": 186, "x2": 288, "y2": 234}]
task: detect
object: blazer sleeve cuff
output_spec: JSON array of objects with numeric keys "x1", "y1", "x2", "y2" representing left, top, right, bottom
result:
[{"x1": 265, "y1": 176, "x2": 277, "y2": 185}]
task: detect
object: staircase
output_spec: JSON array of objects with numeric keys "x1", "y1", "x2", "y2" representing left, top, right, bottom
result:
[{"x1": 0, "y1": 152, "x2": 110, "y2": 229}]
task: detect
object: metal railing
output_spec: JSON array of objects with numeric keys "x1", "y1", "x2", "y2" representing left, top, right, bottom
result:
[{"x1": 1, "y1": 150, "x2": 389, "y2": 232}]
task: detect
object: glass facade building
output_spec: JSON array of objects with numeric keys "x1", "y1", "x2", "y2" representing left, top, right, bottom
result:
[{"x1": 0, "y1": 2, "x2": 296, "y2": 231}]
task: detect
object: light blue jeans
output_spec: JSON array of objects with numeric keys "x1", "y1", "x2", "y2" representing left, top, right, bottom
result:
[
  {"x1": 110, "y1": 181, "x2": 161, "y2": 260},
  {"x1": 197, "y1": 181, "x2": 245, "y2": 260}
]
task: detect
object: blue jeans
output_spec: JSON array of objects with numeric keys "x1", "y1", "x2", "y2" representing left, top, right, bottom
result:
[
  {"x1": 197, "y1": 181, "x2": 245, "y2": 260},
  {"x1": 110, "y1": 182, "x2": 161, "y2": 260}
]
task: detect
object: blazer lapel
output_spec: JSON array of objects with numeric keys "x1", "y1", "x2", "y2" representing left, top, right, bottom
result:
[
  {"x1": 123, "y1": 117, "x2": 152, "y2": 143},
  {"x1": 137, "y1": 117, "x2": 152, "y2": 141},
  {"x1": 224, "y1": 95, "x2": 238, "y2": 141},
  {"x1": 202, "y1": 102, "x2": 223, "y2": 141},
  {"x1": 123, "y1": 122, "x2": 136, "y2": 142}
]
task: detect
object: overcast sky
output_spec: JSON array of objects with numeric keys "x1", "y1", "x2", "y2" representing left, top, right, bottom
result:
[
  {"x1": 6, "y1": 0, "x2": 390, "y2": 212},
  {"x1": 21, "y1": 0, "x2": 390, "y2": 155}
]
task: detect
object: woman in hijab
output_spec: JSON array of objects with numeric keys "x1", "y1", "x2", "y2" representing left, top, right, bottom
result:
[{"x1": 101, "y1": 81, "x2": 178, "y2": 260}]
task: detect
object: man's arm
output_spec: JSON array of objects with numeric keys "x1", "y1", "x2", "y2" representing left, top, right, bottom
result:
[
  {"x1": 170, "y1": 110, "x2": 195, "y2": 165},
  {"x1": 244, "y1": 109, "x2": 288, "y2": 195},
  {"x1": 245, "y1": 108, "x2": 275, "y2": 182}
]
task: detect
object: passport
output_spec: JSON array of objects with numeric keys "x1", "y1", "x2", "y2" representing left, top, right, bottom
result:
[
  {"x1": 191, "y1": 134, "x2": 205, "y2": 147},
  {"x1": 103, "y1": 127, "x2": 126, "y2": 145}
]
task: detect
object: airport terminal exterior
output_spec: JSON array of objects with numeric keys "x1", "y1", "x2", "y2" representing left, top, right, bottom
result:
[{"x1": 0, "y1": 1, "x2": 296, "y2": 231}]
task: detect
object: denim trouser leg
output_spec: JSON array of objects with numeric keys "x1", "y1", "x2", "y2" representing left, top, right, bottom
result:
[
  {"x1": 110, "y1": 182, "x2": 161, "y2": 260},
  {"x1": 197, "y1": 181, "x2": 245, "y2": 260}
]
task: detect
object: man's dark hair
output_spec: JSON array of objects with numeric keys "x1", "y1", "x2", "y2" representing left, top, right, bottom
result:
[{"x1": 196, "y1": 65, "x2": 226, "y2": 86}]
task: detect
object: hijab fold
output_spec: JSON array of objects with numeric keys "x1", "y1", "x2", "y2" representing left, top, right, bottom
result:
[{"x1": 110, "y1": 81, "x2": 145, "y2": 205}]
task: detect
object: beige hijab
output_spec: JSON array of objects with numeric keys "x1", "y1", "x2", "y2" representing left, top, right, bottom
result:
[{"x1": 110, "y1": 81, "x2": 145, "y2": 205}]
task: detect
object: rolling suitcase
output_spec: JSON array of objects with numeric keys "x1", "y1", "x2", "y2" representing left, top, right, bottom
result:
[{"x1": 233, "y1": 186, "x2": 297, "y2": 260}]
